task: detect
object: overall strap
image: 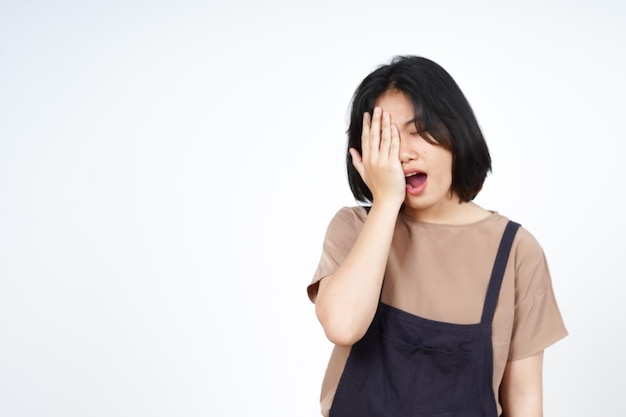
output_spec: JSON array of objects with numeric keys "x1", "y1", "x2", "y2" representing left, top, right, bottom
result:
[{"x1": 480, "y1": 221, "x2": 521, "y2": 325}]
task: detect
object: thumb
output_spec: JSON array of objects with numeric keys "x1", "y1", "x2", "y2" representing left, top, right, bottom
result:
[{"x1": 349, "y1": 148, "x2": 365, "y2": 178}]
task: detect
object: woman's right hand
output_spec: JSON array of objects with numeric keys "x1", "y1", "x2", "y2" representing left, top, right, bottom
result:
[{"x1": 349, "y1": 107, "x2": 406, "y2": 208}]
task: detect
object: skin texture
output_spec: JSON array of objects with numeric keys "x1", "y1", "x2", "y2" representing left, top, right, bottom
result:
[
  {"x1": 500, "y1": 351, "x2": 544, "y2": 417},
  {"x1": 315, "y1": 89, "x2": 544, "y2": 416}
]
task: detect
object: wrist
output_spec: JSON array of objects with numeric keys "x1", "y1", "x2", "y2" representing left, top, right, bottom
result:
[{"x1": 368, "y1": 198, "x2": 403, "y2": 215}]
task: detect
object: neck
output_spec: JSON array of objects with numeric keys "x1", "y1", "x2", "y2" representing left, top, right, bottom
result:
[{"x1": 401, "y1": 200, "x2": 490, "y2": 225}]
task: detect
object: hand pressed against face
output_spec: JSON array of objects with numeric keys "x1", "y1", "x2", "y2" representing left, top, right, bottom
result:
[
  {"x1": 373, "y1": 89, "x2": 460, "y2": 220},
  {"x1": 349, "y1": 103, "x2": 406, "y2": 208}
]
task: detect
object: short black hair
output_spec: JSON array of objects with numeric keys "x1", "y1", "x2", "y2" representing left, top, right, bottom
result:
[{"x1": 346, "y1": 55, "x2": 491, "y2": 203}]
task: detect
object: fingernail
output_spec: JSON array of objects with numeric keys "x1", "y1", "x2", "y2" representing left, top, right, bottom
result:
[{"x1": 373, "y1": 107, "x2": 381, "y2": 116}]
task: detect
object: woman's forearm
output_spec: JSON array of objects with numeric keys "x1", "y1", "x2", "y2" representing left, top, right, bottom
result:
[
  {"x1": 314, "y1": 201, "x2": 400, "y2": 346},
  {"x1": 500, "y1": 351, "x2": 544, "y2": 417}
]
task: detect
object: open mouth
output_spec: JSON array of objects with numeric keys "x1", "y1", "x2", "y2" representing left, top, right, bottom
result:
[{"x1": 405, "y1": 172, "x2": 427, "y2": 189}]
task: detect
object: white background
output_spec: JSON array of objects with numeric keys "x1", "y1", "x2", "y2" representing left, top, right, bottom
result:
[{"x1": 1, "y1": 0, "x2": 624, "y2": 415}]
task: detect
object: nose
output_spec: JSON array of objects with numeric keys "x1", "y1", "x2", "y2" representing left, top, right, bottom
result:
[{"x1": 399, "y1": 136, "x2": 416, "y2": 163}]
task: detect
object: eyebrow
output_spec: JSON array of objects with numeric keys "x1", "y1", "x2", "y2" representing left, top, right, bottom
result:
[
  {"x1": 403, "y1": 117, "x2": 427, "y2": 133},
  {"x1": 403, "y1": 118, "x2": 419, "y2": 127}
]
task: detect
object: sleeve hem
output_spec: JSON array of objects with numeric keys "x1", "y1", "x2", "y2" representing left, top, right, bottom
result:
[
  {"x1": 307, "y1": 275, "x2": 331, "y2": 303},
  {"x1": 507, "y1": 330, "x2": 569, "y2": 362}
]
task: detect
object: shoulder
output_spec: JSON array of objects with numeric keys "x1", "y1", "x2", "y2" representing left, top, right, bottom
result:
[
  {"x1": 317, "y1": 206, "x2": 369, "y2": 253},
  {"x1": 326, "y1": 205, "x2": 369, "y2": 231},
  {"x1": 478, "y1": 213, "x2": 548, "y2": 282},
  {"x1": 498, "y1": 218, "x2": 554, "y2": 297},
  {"x1": 486, "y1": 213, "x2": 545, "y2": 258},
  {"x1": 510, "y1": 224, "x2": 547, "y2": 265}
]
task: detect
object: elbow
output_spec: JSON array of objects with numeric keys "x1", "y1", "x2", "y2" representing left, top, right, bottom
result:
[
  {"x1": 323, "y1": 324, "x2": 364, "y2": 347},
  {"x1": 324, "y1": 327, "x2": 363, "y2": 347},
  {"x1": 316, "y1": 307, "x2": 366, "y2": 346}
]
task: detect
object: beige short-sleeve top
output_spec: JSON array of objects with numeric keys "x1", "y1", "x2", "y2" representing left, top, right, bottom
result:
[{"x1": 307, "y1": 206, "x2": 568, "y2": 417}]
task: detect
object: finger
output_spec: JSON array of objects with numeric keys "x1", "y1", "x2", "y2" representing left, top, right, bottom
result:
[
  {"x1": 369, "y1": 107, "x2": 382, "y2": 156},
  {"x1": 361, "y1": 112, "x2": 371, "y2": 159},
  {"x1": 389, "y1": 124, "x2": 400, "y2": 159},
  {"x1": 349, "y1": 148, "x2": 365, "y2": 178},
  {"x1": 380, "y1": 111, "x2": 391, "y2": 154}
]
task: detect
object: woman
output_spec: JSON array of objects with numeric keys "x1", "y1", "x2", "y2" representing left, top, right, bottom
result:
[{"x1": 307, "y1": 56, "x2": 567, "y2": 417}]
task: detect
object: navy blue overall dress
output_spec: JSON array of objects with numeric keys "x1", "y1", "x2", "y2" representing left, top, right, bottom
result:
[{"x1": 329, "y1": 220, "x2": 520, "y2": 417}]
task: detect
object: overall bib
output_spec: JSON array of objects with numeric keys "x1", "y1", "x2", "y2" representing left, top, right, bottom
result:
[{"x1": 329, "y1": 221, "x2": 520, "y2": 417}]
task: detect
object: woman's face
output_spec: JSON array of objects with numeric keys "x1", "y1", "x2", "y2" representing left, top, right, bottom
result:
[{"x1": 374, "y1": 89, "x2": 460, "y2": 221}]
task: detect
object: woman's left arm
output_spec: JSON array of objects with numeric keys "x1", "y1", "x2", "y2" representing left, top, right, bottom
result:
[{"x1": 500, "y1": 350, "x2": 544, "y2": 417}]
